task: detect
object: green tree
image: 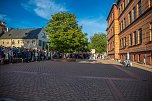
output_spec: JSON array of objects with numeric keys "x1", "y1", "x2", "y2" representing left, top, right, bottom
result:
[
  {"x1": 90, "y1": 33, "x2": 107, "y2": 53},
  {"x1": 46, "y1": 12, "x2": 89, "y2": 53}
]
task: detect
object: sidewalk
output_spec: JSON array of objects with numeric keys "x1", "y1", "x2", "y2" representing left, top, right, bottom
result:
[
  {"x1": 132, "y1": 62, "x2": 152, "y2": 72},
  {"x1": 96, "y1": 59, "x2": 152, "y2": 72},
  {"x1": 96, "y1": 59, "x2": 122, "y2": 65}
]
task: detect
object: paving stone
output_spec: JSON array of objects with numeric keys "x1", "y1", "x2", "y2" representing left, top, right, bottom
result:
[{"x1": 0, "y1": 61, "x2": 152, "y2": 101}]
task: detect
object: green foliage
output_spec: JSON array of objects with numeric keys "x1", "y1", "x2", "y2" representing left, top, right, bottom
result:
[
  {"x1": 46, "y1": 12, "x2": 89, "y2": 53},
  {"x1": 90, "y1": 33, "x2": 107, "y2": 53}
]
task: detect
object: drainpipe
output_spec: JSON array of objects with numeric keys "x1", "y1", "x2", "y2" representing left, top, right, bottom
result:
[{"x1": 144, "y1": 31, "x2": 146, "y2": 65}]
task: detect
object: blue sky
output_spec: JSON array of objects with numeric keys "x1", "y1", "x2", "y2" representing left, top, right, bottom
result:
[{"x1": 0, "y1": 0, "x2": 115, "y2": 38}]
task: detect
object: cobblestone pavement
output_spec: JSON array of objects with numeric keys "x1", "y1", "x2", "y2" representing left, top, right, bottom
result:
[{"x1": 0, "y1": 60, "x2": 152, "y2": 101}]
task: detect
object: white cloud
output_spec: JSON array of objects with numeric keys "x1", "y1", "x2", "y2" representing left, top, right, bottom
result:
[
  {"x1": 21, "y1": 0, "x2": 67, "y2": 19},
  {"x1": 79, "y1": 17, "x2": 107, "y2": 38}
]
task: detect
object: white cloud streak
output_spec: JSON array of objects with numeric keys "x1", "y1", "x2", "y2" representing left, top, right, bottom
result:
[
  {"x1": 79, "y1": 17, "x2": 107, "y2": 37},
  {"x1": 21, "y1": 0, "x2": 67, "y2": 19},
  {"x1": 21, "y1": 0, "x2": 107, "y2": 37}
]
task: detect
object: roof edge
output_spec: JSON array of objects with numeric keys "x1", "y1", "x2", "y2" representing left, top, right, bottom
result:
[
  {"x1": 106, "y1": 3, "x2": 116, "y2": 21},
  {"x1": 8, "y1": 28, "x2": 42, "y2": 30},
  {"x1": 116, "y1": 0, "x2": 121, "y2": 5}
]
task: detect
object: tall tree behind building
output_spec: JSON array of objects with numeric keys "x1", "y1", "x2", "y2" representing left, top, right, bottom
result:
[
  {"x1": 90, "y1": 33, "x2": 107, "y2": 53},
  {"x1": 46, "y1": 12, "x2": 89, "y2": 53}
]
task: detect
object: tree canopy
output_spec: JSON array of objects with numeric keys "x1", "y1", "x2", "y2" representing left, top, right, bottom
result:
[
  {"x1": 46, "y1": 12, "x2": 89, "y2": 53},
  {"x1": 90, "y1": 33, "x2": 107, "y2": 53}
]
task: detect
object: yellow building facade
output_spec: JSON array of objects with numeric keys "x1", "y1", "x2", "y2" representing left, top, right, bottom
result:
[{"x1": 0, "y1": 28, "x2": 48, "y2": 50}]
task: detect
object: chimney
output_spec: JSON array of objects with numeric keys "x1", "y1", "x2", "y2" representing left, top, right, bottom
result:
[{"x1": 0, "y1": 21, "x2": 7, "y2": 33}]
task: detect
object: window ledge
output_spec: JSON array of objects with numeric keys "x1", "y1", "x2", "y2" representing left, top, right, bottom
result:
[
  {"x1": 128, "y1": 43, "x2": 142, "y2": 48},
  {"x1": 108, "y1": 48, "x2": 114, "y2": 52},
  {"x1": 119, "y1": 47, "x2": 126, "y2": 50},
  {"x1": 145, "y1": 41, "x2": 152, "y2": 44}
]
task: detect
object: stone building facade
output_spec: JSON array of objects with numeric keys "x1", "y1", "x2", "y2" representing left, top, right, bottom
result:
[{"x1": 107, "y1": 0, "x2": 152, "y2": 65}]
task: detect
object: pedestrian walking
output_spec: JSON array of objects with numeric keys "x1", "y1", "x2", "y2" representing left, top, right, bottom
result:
[{"x1": 35, "y1": 50, "x2": 38, "y2": 62}]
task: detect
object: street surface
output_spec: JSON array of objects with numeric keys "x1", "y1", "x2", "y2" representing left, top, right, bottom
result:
[{"x1": 0, "y1": 60, "x2": 152, "y2": 101}]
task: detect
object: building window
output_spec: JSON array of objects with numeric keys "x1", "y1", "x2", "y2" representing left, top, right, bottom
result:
[
  {"x1": 133, "y1": 7, "x2": 136, "y2": 20},
  {"x1": 121, "y1": 21, "x2": 123, "y2": 31},
  {"x1": 122, "y1": 21, "x2": 124, "y2": 30},
  {"x1": 120, "y1": 22, "x2": 122, "y2": 31},
  {"x1": 149, "y1": 0, "x2": 152, "y2": 7},
  {"x1": 137, "y1": 31, "x2": 139, "y2": 44},
  {"x1": 20, "y1": 41, "x2": 23, "y2": 44},
  {"x1": 138, "y1": 54, "x2": 140, "y2": 62},
  {"x1": 32, "y1": 40, "x2": 36, "y2": 46},
  {"x1": 124, "y1": 37, "x2": 126, "y2": 47},
  {"x1": 112, "y1": 27, "x2": 115, "y2": 35},
  {"x1": 138, "y1": 1, "x2": 142, "y2": 16},
  {"x1": 112, "y1": 41, "x2": 114, "y2": 50},
  {"x1": 139, "y1": 28, "x2": 142, "y2": 44},
  {"x1": 122, "y1": 38, "x2": 124, "y2": 48},
  {"x1": 111, "y1": 28, "x2": 113, "y2": 36},
  {"x1": 134, "y1": 31, "x2": 137, "y2": 45},
  {"x1": 120, "y1": 39, "x2": 121, "y2": 48},
  {"x1": 3, "y1": 42, "x2": 4, "y2": 44},
  {"x1": 32, "y1": 40, "x2": 35, "y2": 44},
  {"x1": 18, "y1": 40, "x2": 20, "y2": 44},
  {"x1": 124, "y1": 18, "x2": 126, "y2": 28},
  {"x1": 119, "y1": 8, "x2": 121, "y2": 15},
  {"x1": 122, "y1": 2, "x2": 124, "y2": 11},
  {"x1": 121, "y1": 4, "x2": 123, "y2": 13},
  {"x1": 121, "y1": 39, "x2": 122, "y2": 48},
  {"x1": 119, "y1": 23, "x2": 121, "y2": 32},
  {"x1": 130, "y1": 34, "x2": 132, "y2": 46},
  {"x1": 128, "y1": 14, "x2": 130, "y2": 25},
  {"x1": 122, "y1": 38, "x2": 125, "y2": 48},
  {"x1": 12, "y1": 41, "x2": 15, "y2": 45},
  {"x1": 124, "y1": 0, "x2": 126, "y2": 8},
  {"x1": 112, "y1": 12, "x2": 113, "y2": 21},
  {"x1": 39, "y1": 40, "x2": 42, "y2": 46},
  {"x1": 129, "y1": 12, "x2": 132, "y2": 24},
  {"x1": 27, "y1": 41, "x2": 29, "y2": 44},
  {"x1": 121, "y1": 39, "x2": 123, "y2": 48},
  {"x1": 150, "y1": 23, "x2": 152, "y2": 41},
  {"x1": 128, "y1": 0, "x2": 130, "y2": 4}
]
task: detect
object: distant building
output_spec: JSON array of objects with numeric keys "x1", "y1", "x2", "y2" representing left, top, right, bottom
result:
[
  {"x1": 107, "y1": 0, "x2": 152, "y2": 65},
  {"x1": 91, "y1": 49, "x2": 96, "y2": 54},
  {"x1": 0, "y1": 28, "x2": 48, "y2": 50}
]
